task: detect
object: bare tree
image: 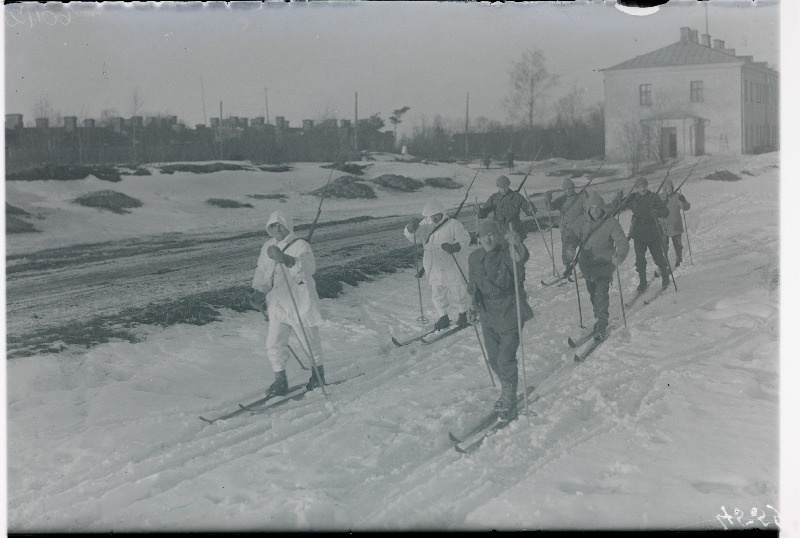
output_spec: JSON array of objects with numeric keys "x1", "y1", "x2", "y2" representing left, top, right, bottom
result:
[
  {"x1": 617, "y1": 113, "x2": 646, "y2": 177},
  {"x1": 130, "y1": 88, "x2": 144, "y2": 162},
  {"x1": 552, "y1": 86, "x2": 586, "y2": 157},
  {"x1": 32, "y1": 96, "x2": 61, "y2": 126},
  {"x1": 504, "y1": 49, "x2": 560, "y2": 129}
]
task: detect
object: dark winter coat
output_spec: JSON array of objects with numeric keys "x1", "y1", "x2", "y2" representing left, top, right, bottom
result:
[
  {"x1": 478, "y1": 190, "x2": 536, "y2": 239},
  {"x1": 467, "y1": 241, "x2": 533, "y2": 332},
  {"x1": 621, "y1": 190, "x2": 669, "y2": 242}
]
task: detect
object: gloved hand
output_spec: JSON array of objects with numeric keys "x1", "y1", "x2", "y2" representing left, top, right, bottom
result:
[
  {"x1": 505, "y1": 230, "x2": 521, "y2": 248},
  {"x1": 544, "y1": 191, "x2": 553, "y2": 206},
  {"x1": 467, "y1": 309, "x2": 479, "y2": 325},
  {"x1": 441, "y1": 242, "x2": 461, "y2": 254},
  {"x1": 527, "y1": 201, "x2": 537, "y2": 215},
  {"x1": 267, "y1": 245, "x2": 296, "y2": 266},
  {"x1": 407, "y1": 217, "x2": 420, "y2": 233},
  {"x1": 611, "y1": 254, "x2": 622, "y2": 267},
  {"x1": 416, "y1": 267, "x2": 425, "y2": 279},
  {"x1": 678, "y1": 193, "x2": 687, "y2": 203}
]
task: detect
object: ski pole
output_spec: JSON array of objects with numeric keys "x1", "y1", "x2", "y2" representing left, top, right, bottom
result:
[
  {"x1": 278, "y1": 263, "x2": 327, "y2": 396},
  {"x1": 450, "y1": 253, "x2": 496, "y2": 387},
  {"x1": 616, "y1": 264, "x2": 627, "y2": 328},
  {"x1": 547, "y1": 201, "x2": 556, "y2": 277},
  {"x1": 524, "y1": 187, "x2": 557, "y2": 277},
  {"x1": 507, "y1": 223, "x2": 529, "y2": 418},
  {"x1": 682, "y1": 207, "x2": 694, "y2": 265},
  {"x1": 411, "y1": 231, "x2": 428, "y2": 325},
  {"x1": 574, "y1": 263, "x2": 585, "y2": 329}
]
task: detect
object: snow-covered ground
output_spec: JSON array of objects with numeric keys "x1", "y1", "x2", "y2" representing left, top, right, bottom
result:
[{"x1": 4, "y1": 153, "x2": 792, "y2": 531}]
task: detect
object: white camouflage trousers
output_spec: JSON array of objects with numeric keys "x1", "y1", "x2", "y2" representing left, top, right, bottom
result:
[{"x1": 266, "y1": 321, "x2": 323, "y2": 373}]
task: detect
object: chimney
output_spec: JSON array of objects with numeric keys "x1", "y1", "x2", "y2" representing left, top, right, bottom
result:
[
  {"x1": 63, "y1": 116, "x2": 77, "y2": 133},
  {"x1": 35, "y1": 117, "x2": 49, "y2": 129},
  {"x1": 302, "y1": 119, "x2": 314, "y2": 131},
  {"x1": 689, "y1": 29, "x2": 699, "y2": 43},
  {"x1": 723, "y1": 48, "x2": 736, "y2": 56},
  {"x1": 713, "y1": 39, "x2": 725, "y2": 50},
  {"x1": 701, "y1": 34, "x2": 711, "y2": 47},
  {"x1": 680, "y1": 27, "x2": 691, "y2": 41}
]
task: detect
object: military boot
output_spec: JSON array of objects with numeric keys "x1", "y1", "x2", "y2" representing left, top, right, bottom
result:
[
  {"x1": 637, "y1": 272, "x2": 649, "y2": 292},
  {"x1": 265, "y1": 370, "x2": 288, "y2": 398},
  {"x1": 495, "y1": 381, "x2": 518, "y2": 421},
  {"x1": 306, "y1": 365, "x2": 326, "y2": 391}
]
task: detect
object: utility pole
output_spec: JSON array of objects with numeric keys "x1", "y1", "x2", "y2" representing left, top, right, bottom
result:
[
  {"x1": 219, "y1": 101, "x2": 223, "y2": 160},
  {"x1": 704, "y1": 0, "x2": 709, "y2": 37},
  {"x1": 200, "y1": 75, "x2": 207, "y2": 126},
  {"x1": 354, "y1": 91, "x2": 359, "y2": 158},
  {"x1": 264, "y1": 88, "x2": 269, "y2": 124},
  {"x1": 465, "y1": 91, "x2": 470, "y2": 162}
]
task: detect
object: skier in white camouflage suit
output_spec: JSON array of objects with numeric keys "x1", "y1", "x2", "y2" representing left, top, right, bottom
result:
[
  {"x1": 405, "y1": 199, "x2": 472, "y2": 332},
  {"x1": 252, "y1": 211, "x2": 325, "y2": 397},
  {"x1": 658, "y1": 178, "x2": 691, "y2": 268}
]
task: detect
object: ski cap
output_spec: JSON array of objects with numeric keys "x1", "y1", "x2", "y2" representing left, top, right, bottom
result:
[
  {"x1": 476, "y1": 219, "x2": 500, "y2": 237},
  {"x1": 422, "y1": 199, "x2": 446, "y2": 217},
  {"x1": 496, "y1": 175, "x2": 511, "y2": 187},
  {"x1": 634, "y1": 176, "x2": 648, "y2": 189},
  {"x1": 584, "y1": 192, "x2": 607, "y2": 214},
  {"x1": 266, "y1": 210, "x2": 293, "y2": 233},
  {"x1": 562, "y1": 178, "x2": 575, "y2": 190}
]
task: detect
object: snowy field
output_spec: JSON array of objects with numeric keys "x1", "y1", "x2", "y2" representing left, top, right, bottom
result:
[{"x1": 3, "y1": 152, "x2": 792, "y2": 531}]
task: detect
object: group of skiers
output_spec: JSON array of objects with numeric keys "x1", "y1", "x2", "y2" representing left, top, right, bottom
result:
[{"x1": 249, "y1": 170, "x2": 690, "y2": 422}]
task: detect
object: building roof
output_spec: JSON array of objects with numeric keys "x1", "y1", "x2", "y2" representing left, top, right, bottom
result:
[{"x1": 603, "y1": 40, "x2": 744, "y2": 71}]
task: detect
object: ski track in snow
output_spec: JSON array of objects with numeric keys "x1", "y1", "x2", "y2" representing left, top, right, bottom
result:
[{"x1": 6, "y1": 154, "x2": 782, "y2": 531}]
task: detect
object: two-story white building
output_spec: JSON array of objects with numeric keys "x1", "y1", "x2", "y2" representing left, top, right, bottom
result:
[{"x1": 602, "y1": 27, "x2": 779, "y2": 163}]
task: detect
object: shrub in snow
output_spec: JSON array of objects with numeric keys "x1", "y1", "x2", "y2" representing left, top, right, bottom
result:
[
  {"x1": 321, "y1": 162, "x2": 369, "y2": 176},
  {"x1": 371, "y1": 174, "x2": 424, "y2": 192},
  {"x1": 6, "y1": 165, "x2": 121, "y2": 182},
  {"x1": 247, "y1": 194, "x2": 289, "y2": 201},
  {"x1": 206, "y1": 198, "x2": 254, "y2": 209},
  {"x1": 158, "y1": 163, "x2": 253, "y2": 174},
  {"x1": 74, "y1": 190, "x2": 143, "y2": 214},
  {"x1": 258, "y1": 165, "x2": 293, "y2": 173},
  {"x1": 310, "y1": 176, "x2": 376, "y2": 199},
  {"x1": 6, "y1": 215, "x2": 38, "y2": 234},
  {"x1": 704, "y1": 170, "x2": 741, "y2": 182},
  {"x1": 425, "y1": 177, "x2": 462, "y2": 189}
]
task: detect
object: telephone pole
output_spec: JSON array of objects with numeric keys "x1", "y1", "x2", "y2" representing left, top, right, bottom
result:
[{"x1": 465, "y1": 91, "x2": 470, "y2": 162}]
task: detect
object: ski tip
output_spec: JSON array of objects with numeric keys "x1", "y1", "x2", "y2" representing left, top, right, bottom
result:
[
  {"x1": 449, "y1": 432, "x2": 462, "y2": 444},
  {"x1": 391, "y1": 336, "x2": 402, "y2": 346},
  {"x1": 573, "y1": 354, "x2": 583, "y2": 363},
  {"x1": 567, "y1": 338, "x2": 577, "y2": 348},
  {"x1": 199, "y1": 416, "x2": 215, "y2": 424}
]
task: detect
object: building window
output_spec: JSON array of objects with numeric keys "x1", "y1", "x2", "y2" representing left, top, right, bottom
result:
[
  {"x1": 639, "y1": 84, "x2": 652, "y2": 106},
  {"x1": 690, "y1": 81, "x2": 704, "y2": 102},
  {"x1": 750, "y1": 81, "x2": 754, "y2": 102}
]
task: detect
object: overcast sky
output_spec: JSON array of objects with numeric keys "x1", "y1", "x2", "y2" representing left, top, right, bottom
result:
[{"x1": 4, "y1": 1, "x2": 780, "y2": 133}]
